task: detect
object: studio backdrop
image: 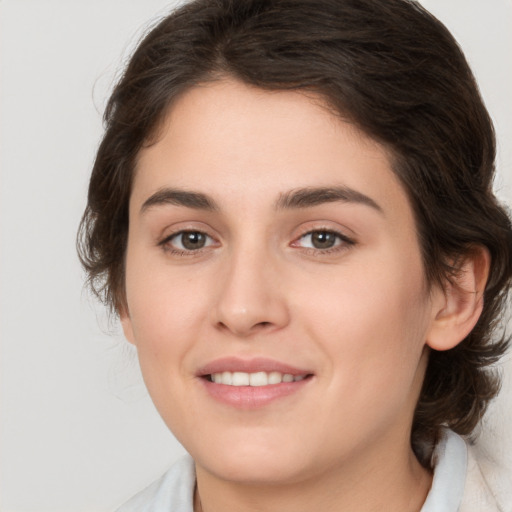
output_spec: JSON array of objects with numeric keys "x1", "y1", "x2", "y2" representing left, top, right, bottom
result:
[{"x1": 1, "y1": 1, "x2": 511, "y2": 511}]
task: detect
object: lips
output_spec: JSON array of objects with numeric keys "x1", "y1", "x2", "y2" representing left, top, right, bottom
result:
[
  {"x1": 197, "y1": 356, "x2": 312, "y2": 377},
  {"x1": 197, "y1": 357, "x2": 313, "y2": 408}
]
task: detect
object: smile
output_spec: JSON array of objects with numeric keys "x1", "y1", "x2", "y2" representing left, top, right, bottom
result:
[
  {"x1": 198, "y1": 357, "x2": 314, "y2": 408},
  {"x1": 208, "y1": 371, "x2": 307, "y2": 386}
]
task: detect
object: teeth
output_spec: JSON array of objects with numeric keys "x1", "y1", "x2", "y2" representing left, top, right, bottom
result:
[
  {"x1": 209, "y1": 371, "x2": 307, "y2": 386},
  {"x1": 232, "y1": 372, "x2": 249, "y2": 386},
  {"x1": 268, "y1": 371, "x2": 282, "y2": 384},
  {"x1": 249, "y1": 372, "x2": 268, "y2": 386}
]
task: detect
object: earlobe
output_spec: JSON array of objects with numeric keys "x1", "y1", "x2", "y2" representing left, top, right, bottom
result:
[{"x1": 426, "y1": 247, "x2": 490, "y2": 351}]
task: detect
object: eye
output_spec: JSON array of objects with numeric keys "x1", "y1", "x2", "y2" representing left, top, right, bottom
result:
[
  {"x1": 163, "y1": 230, "x2": 215, "y2": 252},
  {"x1": 294, "y1": 230, "x2": 354, "y2": 251}
]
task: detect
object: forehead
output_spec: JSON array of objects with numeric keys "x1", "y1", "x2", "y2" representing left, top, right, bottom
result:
[{"x1": 132, "y1": 79, "x2": 410, "y2": 221}]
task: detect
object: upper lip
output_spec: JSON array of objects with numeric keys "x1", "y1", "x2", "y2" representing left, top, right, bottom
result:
[{"x1": 197, "y1": 357, "x2": 312, "y2": 377}]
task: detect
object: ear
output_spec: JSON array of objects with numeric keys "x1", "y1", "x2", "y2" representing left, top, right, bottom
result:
[
  {"x1": 426, "y1": 246, "x2": 490, "y2": 351},
  {"x1": 119, "y1": 306, "x2": 136, "y2": 346}
]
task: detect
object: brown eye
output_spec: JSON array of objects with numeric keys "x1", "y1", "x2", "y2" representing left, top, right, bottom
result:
[
  {"x1": 181, "y1": 232, "x2": 206, "y2": 250},
  {"x1": 167, "y1": 231, "x2": 214, "y2": 251},
  {"x1": 310, "y1": 231, "x2": 338, "y2": 249},
  {"x1": 294, "y1": 230, "x2": 354, "y2": 252}
]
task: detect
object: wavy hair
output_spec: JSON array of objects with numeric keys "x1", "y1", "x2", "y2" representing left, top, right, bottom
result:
[{"x1": 78, "y1": 0, "x2": 512, "y2": 465}]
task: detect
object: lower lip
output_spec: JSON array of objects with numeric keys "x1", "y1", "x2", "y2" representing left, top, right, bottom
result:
[{"x1": 200, "y1": 377, "x2": 312, "y2": 409}]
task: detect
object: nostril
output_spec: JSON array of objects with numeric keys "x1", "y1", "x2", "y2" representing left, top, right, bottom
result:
[{"x1": 215, "y1": 320, "x2": 274, "y2": 336}]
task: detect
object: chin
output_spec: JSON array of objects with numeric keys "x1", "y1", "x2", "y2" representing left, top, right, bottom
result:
[
  {"x1": 203, "y1": 455, "x2": 308, "y2": 484},
  {"x1": 190, "y1": 432, "x2": 322, "y2": 485}
]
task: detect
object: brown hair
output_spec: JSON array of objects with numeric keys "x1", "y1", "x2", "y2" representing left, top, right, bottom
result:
[{"x1": 78, "y1": 0, "x2": 512, "y2": 464}]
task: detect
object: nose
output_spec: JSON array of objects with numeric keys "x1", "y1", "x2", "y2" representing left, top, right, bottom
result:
[{"x1": 211, "y1": 244, "x2": 290, "y2": 338}]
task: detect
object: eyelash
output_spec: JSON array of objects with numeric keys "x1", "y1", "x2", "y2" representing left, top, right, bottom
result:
[
  {"x1": 159, "y1": 228, "x2": 355, "y2": 257},
  {"x1": 159, "y1": 230, "x2": 216, "y2": 256},
  {"x1": 292, "y1": 229, "x2": 355, "y2": 255}
]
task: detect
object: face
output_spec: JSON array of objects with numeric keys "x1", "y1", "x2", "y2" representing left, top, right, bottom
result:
[{"x1": 122, "y1": 79, "x2": 440, "y2": 484}]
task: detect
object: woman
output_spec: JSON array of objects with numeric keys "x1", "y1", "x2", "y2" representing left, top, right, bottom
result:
[{"x1": 78, "y1": 0, "x2": 512, "y2": 510}]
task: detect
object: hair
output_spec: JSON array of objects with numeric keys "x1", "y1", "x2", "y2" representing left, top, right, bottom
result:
[{"x1": 78, "y1": 0, "x2": 512, "y2": 465}]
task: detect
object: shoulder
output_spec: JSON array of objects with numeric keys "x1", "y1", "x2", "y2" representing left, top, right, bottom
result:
[
  {"x1": 115, "y1": 455, "x2": 196, "y2": 512},
  {"x1": 421, "y1": 430, "x2": 507, "y2": 512},
  {"x1": 460, "y1": 440, "x2": 510, "y2": 512}
]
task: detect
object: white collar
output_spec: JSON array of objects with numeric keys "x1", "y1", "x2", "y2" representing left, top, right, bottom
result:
[{"x1": 420, "y1": 429, "x2": 467, "y2": 512}]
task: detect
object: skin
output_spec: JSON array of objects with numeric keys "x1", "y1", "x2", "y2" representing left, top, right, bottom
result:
[{"x1": 121, "y1": 79, "x2": 487, "y2": 512}]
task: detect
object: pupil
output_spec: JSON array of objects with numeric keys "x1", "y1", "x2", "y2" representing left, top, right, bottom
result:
[
  {"x1": 312, "y1": 231, "x2": 335, "y2": 249},
  {"x1": 182, "y1": 232, "x2": 205, "y2": 250}
]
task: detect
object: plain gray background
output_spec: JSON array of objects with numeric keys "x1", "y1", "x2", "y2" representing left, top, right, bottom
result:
[{"x1": 1, "y1": 1, "x2": 511, "y2": 510}]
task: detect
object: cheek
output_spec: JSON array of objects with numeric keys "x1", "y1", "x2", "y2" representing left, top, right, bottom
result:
[
  {"x1": 124, "y1": 262, "x2": 209, "y2": 427},
  {"x1": 296, "y1": 255, "x2": 430, "y2": 396},
  {"x1": 126, "y1": 245, "x2": 208, "y2": 337},
  {"x1": 123, "y1": 248, "x2": 211, "y2": 389}
]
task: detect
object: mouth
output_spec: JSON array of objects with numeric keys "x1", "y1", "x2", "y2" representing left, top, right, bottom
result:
[
  {"x1": 197, "y1": 357, "x2": 314, "y2": 408},
  {"x1": 204, "y1": 371, "x2": 311, "y2": 386}
]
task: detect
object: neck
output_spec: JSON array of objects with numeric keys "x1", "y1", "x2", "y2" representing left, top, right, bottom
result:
[{"x1": 194, "y1": 430, "x2": 432, "y2": 512}]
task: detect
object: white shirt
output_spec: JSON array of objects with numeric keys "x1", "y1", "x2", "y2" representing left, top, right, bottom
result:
[{"x1": 116, "y1": 430, "x2": 502, "y2": 512}]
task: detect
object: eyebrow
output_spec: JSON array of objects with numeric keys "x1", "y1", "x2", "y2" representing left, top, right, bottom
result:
[
  {"x1": 140, "y1": 185, "x2": 383, "y2": 215},
  {"x1": 140, "y1": 188, "x2": 219, "y2": 214},
  {"x1": 275, "y1": 186, "x2": 383, "y2": 213}
]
